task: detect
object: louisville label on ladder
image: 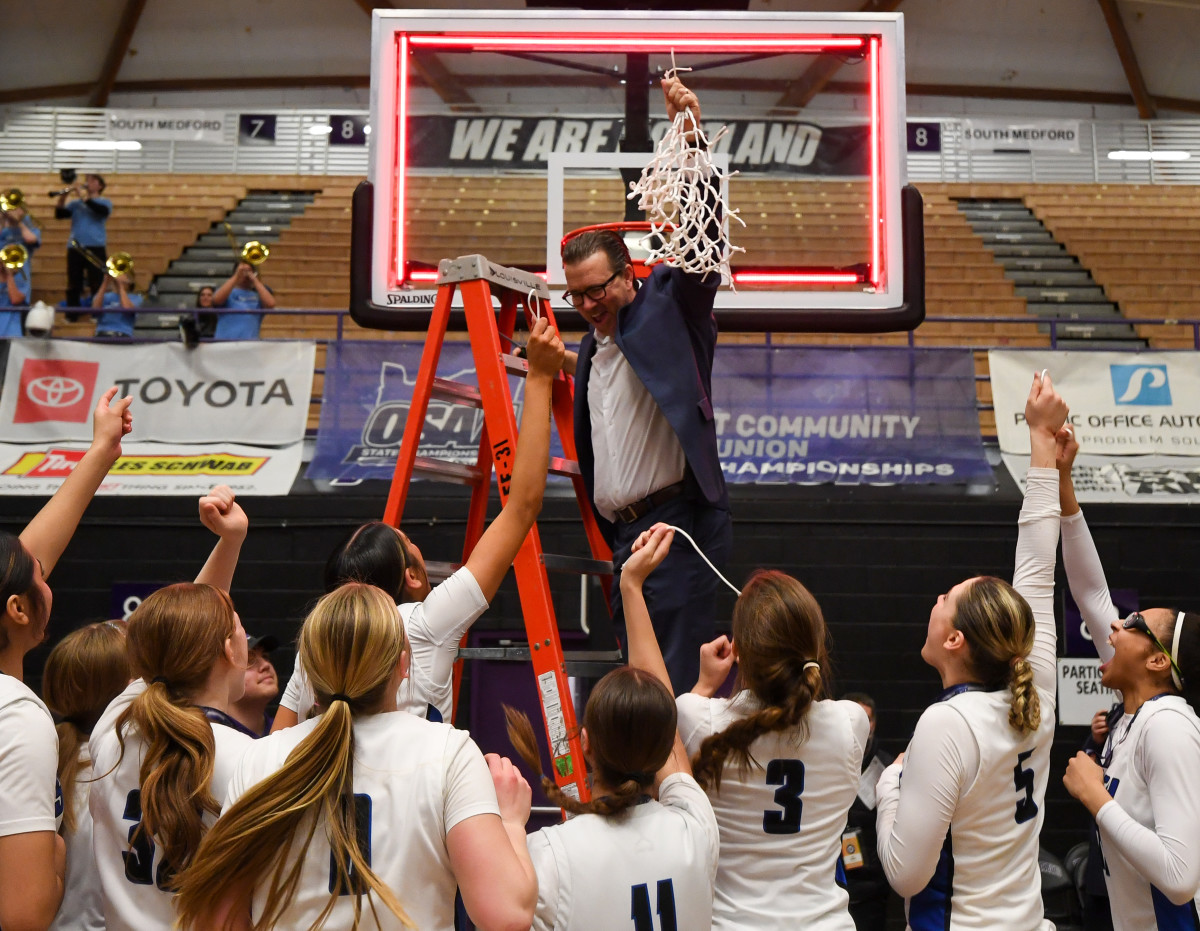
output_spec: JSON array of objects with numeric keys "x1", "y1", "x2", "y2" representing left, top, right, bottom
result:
[{"x1": 382, "y1": 254, "x2": 614, "y2": 802}]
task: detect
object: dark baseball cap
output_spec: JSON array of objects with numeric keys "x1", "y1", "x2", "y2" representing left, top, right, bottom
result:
[{"x1": 247, "y1": 634, "x2": 279, "y2": 652}]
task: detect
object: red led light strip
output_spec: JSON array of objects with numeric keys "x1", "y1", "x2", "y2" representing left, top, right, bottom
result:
[
  {"x1": 408, "y1": 34, "x2": 864, "y2": 52},
  {"x1": 733, "y1": 272, "x2": 862, "y2": 285},
  {"x1": 869, "y1": 35, "x2": 883, "y2": 290},
  {"x1": 392, "y1": 32, "x2": 409, "y2": 289},
  {"x1": 392, "y1": 32, "x2": 884, "y2": 290}
]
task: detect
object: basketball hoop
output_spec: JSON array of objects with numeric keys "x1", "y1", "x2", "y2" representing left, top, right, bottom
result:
[{"x1": 561, "y1": 221, "x2": 664, "y2": 279}]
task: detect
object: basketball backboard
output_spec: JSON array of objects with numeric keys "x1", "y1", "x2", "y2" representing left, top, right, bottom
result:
[{"x1": 352, "y1": 9, "x2": 923, "y2": 332}]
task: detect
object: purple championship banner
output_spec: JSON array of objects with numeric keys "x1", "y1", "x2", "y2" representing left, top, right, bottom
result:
[{"x1": 307, "y1": 343, "x2": 991, "y2": 487}]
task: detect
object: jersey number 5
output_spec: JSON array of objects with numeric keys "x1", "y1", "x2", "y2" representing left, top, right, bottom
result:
[
  {"x1": 1013, "y1": 750, "x2": 1039, "y2": 825},
  {"x1": 763, "y1": 758, "x2": 805, "y2": 835},
  {"x1": 329, "y1": 793, "x2": 373, "y2": 895},
  {"x1": 122, "y1": 790, "x2": 173, "y2": 890},
  {"x1": 631, "y1": 878, "x2": 677, "y2": 931}
]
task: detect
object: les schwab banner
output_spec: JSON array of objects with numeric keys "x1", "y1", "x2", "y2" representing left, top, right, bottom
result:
[
  {"x1": 0, "y1": 340, "x2": 314, "y2": 495},
  {"x1": 990, "y1": 350, "x2": 1200, "y2": 503}
]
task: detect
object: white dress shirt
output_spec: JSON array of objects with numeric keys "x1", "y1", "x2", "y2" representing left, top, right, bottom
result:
[{"x1": 587, "y1": 334, "x2": 686, "y2": 521}]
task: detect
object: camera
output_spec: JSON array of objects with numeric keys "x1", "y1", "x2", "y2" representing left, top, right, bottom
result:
[{"x1": 59, "y1": 168, "x2": 77, "y2": 184}]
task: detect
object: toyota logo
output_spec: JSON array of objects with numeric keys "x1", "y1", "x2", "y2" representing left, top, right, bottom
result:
[{"x1": 26, "y1": 376, "x2": 87, "y2": 408}]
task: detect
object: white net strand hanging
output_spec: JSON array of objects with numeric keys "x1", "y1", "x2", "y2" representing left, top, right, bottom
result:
[{"x1": 626, "y1": 94, "x2": 745, "y2": 286}]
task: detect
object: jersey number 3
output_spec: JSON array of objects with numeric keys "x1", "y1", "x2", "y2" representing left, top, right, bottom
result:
[
  {"x1": 763, "y1": 758, "x2": 805, "y2": 835},
  {"x1": 1013, "y1": 750, "x2": 1039, "y2": 825},
  {"x1": 631, "y1": 878, "x2": 676, "y2": 931}
]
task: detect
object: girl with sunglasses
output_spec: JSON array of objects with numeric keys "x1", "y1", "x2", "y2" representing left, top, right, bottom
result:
[
  {"x1": 875, "y1": 372, "x2": 1067, "y2": 931},
  {"x1": 1057, "y1": 428, "x2": 1200, "y2": 930}
]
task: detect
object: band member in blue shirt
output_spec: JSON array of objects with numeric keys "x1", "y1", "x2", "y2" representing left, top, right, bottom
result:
[
  {"x1": 211, "y1": 262, "x2": 275, "y2": 340},
  {"x1": 55, "y1": 174, "x2": 111, "y2": 308}
]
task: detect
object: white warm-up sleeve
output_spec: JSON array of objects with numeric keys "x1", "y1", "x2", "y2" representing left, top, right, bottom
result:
[
  {"x1": 1095, "y1": 711, "x2": 1200, "y2": 905},
  {"x1": 1013, "y1": 467, "x2": 1060, "y2": 693},
  {"x1": 875, "y1": 703, "x2": 979, "y2": 897},
  {"x1": 405, "y1": 567, "x2": 488, "y2": 721},
  {"x1": 1060, "y1": 509, "x2": 1117, "y2": 664},
  {"x1": 278, "y1": 663, "x2": 314, "y2": 719}
]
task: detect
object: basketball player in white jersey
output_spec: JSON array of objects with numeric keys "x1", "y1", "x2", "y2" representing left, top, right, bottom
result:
[
  {"x1": 272, "y1": 315, "x2": 565, "y2": 728},
  {"x1": 43, "y1": 620, "x2": 130, "y2": 931},
  {"x1": 0, "y1": 385, "x2": 131, "y2": 931},
  {"x1": 175, "y1": 582, "x2": 537, "y2": 931},
  {"x1": 1057, "y1": 429, "x2": 1200, "y2": 930},
  {"x1": 504, "y1": 526, "x2": 719, "y2": 931},
  {"x1": 90, "y1": 487, "x2": 254, "y2": 931},
  {"x1": 875, "y1": 371, "x2": 1067, "y2": 931},
  {"x1": 664, "y1": 533, "x2": 867, "y2": 929}
]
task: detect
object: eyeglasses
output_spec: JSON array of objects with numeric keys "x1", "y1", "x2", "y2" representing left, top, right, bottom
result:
[
  {"x1": 562, "y1": 270, "x2": 620, "y2": 307},
  {"x1": 1123, "y1": 612, "x2": 1184, "y2": 682}
]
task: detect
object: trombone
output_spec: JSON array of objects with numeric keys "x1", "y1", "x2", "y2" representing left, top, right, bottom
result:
[
  {"x1": 0, "y1": 188, "x2": 37, "y2": 227},
  {"x1": 223, "y1": 221, "x2": 269, "y2": 267},
  {"x1": 70, "y1": 240, "x2": 134, "y2": 279},
  {"x1": 0, "y1": 243, "x2": 28, "y2": 271}
]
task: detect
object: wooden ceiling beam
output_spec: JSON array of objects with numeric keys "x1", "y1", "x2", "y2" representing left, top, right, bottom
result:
[
  {"x1": 773, "y1": 0, "x2": 905, "y2": 110},
  {"x1": 89, "y1": 0, "x2": 148, "y2": 108},
  {"x1": 113, "y1": 75, "x2": 370, "y2": 93},
  {"x1": 1096, "y1": 0, "x2": 1157, "y2": 118},
  {"x1": 0, "y1": 82, "x2": 96, "y2": 105},
  {"x1": 409, "y1": 54, "x2": 477, "y2": 108}
]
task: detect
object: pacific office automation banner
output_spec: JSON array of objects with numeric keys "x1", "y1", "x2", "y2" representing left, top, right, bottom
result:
[
  {"x1": 308, "y1": 343, "x2": 991, "y2": 487},
  {"x1": 0, "y1": 340, "x2": 315, "y2": 444},
  {"x1": 108, "y1": 109, "x2": 226, "y2": 143},
  {"x1": 990, "y1": 350, "x2": 1200, "y2": 502},
  {"x1": 407, "y1": 115, "x2": 869, "y2": 175},
  {"x1": 0, "y1": 340, "x2": 314, "y2": 495},
  {"x1": 0, "y1": 442, "x2": 303, "y2": 497}
]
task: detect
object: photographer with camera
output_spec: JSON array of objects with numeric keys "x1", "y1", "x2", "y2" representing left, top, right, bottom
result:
[{"x1": 54, "y1": 172, "x2": 111, "y2": 309}]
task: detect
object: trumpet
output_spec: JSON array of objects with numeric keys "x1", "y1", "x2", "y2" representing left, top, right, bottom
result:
[
  {"x1": 223, "y1": 221, "x2": 269, "y2": 267},
  {"x1": 0, "y1": 188, "x2": 36, "y2": 226},
  {"x1": 0, "y1": 243, "x2": 28, "y2": 271}
]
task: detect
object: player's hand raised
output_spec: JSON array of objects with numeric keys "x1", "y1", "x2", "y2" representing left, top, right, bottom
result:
[
  {"x1": 694, "y1": 634, "x2": 735, "y2": 697},
  {"x1": 198, "y1": 484, "x2": 248, "y2": 542},
  {"x1": 623, "y1": 523, "x2": 674, "y2": 588},
  {"x1": 525, "y1": 317, "x2": 565, "y2": 382},
  {"x1": 485, "y1": 753, "x2": 531, "y2": 826}
]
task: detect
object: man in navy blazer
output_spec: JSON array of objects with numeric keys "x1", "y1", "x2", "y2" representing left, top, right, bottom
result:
[{"x1": 561, "y1": 76, "x2": 733, "y2": 692}]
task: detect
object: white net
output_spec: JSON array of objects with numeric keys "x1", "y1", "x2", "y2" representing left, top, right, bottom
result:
[{"x1": 626, "y1": 92, "x2": 745, "y2": 286}]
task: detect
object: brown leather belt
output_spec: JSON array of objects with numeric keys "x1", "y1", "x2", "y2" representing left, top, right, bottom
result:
[{"x1": 613, "y1": 480, "x2": 687, "y2": 524}]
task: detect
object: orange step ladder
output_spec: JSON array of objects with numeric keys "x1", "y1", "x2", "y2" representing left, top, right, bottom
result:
[{"x1": 381, "y1": 254, "x2": 615, "y2": 801}]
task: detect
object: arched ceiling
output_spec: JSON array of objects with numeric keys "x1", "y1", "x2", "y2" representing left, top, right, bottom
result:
[{"x1": 3, "y1": 0, "x2": 1198, "y2": 117}]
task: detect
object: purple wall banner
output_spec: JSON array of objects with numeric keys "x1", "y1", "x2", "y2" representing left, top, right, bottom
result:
[
  {"x1": 309, "y1": 343, "x2": 990, "y2": 488},
  {"x1": 710, "y1": 347, "x2": 991, "y2": 486}
]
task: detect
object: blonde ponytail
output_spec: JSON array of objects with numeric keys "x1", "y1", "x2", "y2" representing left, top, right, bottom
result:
[
  {"x1": 174, "y1": 583, "x2": 413, "y2": 931},
  {"x1": 1008, "y1": 657, "x2": 1041, "y2": 735}
]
